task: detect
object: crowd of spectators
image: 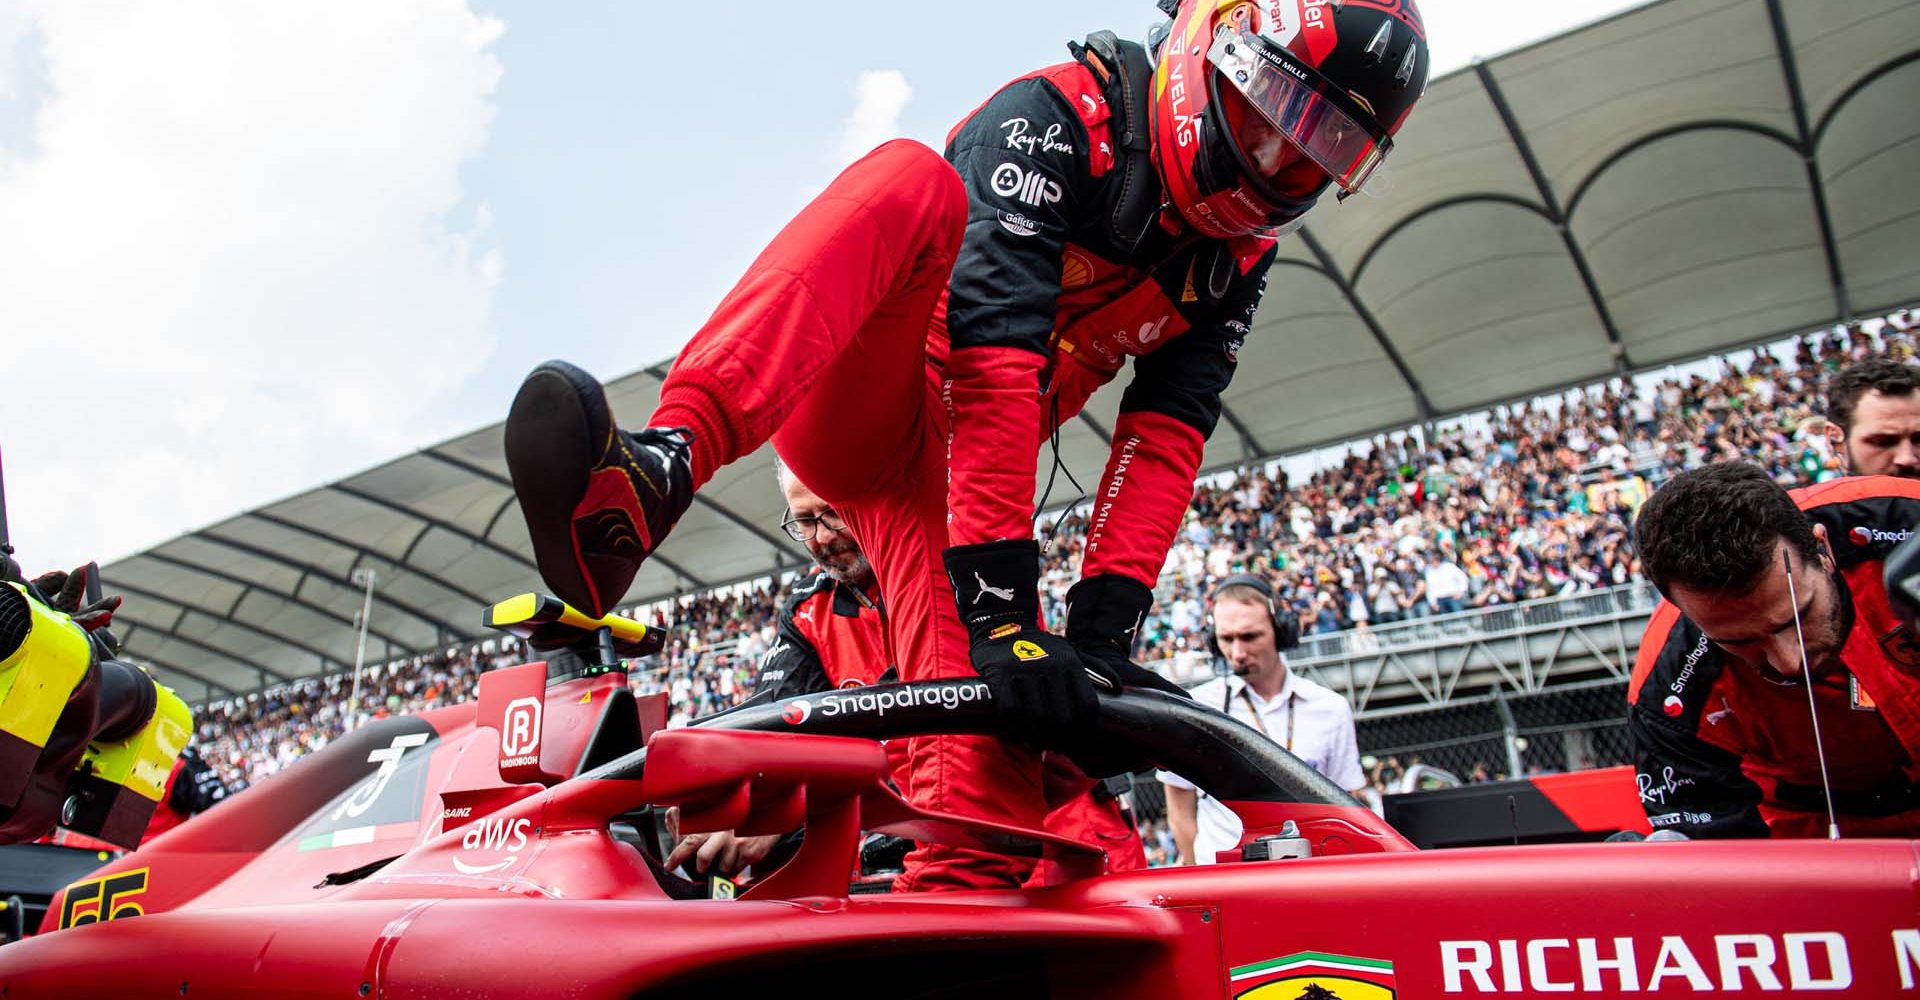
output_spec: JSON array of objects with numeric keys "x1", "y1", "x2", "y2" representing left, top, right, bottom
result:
[
  {"x1": 1107, "y1": 321, "x2": 1912, "y2": 673},
  {"x1": 186, "y1": 318, "x2": 1916, "y2": 829},
  {"x1": 192, "y1": 648, "x2": 495, "y2": 791}
]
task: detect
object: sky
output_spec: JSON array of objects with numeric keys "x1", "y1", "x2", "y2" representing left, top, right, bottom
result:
[{"x1": 0, "y1": 0, "x2": 1651, "y2": 574}]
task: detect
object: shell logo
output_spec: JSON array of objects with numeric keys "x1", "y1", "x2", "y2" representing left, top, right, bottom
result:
[{"x1": 1061, "y1": 251, "x2": 1093, "y2": 290}]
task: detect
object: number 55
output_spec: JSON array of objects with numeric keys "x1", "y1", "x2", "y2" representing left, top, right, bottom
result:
[{"x1": 57, "y1": 868, "x2": 149, "y2": 929}]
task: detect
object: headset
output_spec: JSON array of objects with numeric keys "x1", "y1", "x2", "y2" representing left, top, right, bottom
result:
[{"x1": 1204, "y1": 573, "x2": 1301, "y2": 678}]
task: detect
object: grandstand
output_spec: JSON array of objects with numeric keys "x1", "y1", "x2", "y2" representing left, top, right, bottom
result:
[
  {"x1": 191, "y1": 321, "x2": 1913, "y2": 798},
  {"x1": 70, "y1": 0, "x2": 1918, "y2": 810}
]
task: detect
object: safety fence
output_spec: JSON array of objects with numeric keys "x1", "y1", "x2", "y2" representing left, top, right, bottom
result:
[
  {"x1": 1354, "y1": 678, "x2": 1633, "y2": 782},
  {"x1": 1150, "y1": 581, "x2": 1660, "y2": 713},
  {"x1": 1292, "y1": 581, "x2": 1659, "y2": 661},
  {"x1": 1139, "y1": 587, "x2": 1655, "y2": 794}
]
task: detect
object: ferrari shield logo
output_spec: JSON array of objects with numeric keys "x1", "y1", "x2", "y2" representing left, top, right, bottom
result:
[
  {"x1": 1232, "y1": 952, "x2": 1395, "y2": 999},
  {"x1": 1880, "y1": 624, "x2": 1920, "y2": 669}
]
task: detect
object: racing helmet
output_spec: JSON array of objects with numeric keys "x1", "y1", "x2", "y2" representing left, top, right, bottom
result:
[{"x1": 1148, "y1": 0, "x2": 1431, "y2": 239}]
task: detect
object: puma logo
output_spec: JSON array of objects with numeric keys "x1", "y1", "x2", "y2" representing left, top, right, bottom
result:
[
  {"x1": 973, "y1": 573, "x2": 1016, "y2": 604},
  {"x1": 1706, "y1": 697, "x2": 1734, "y2": 726}
]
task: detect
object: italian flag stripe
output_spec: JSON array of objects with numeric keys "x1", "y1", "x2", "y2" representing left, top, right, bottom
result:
[
  {"x1": 297, "y1": 821, "x2": 417, "y2": 851},
  {"x1": 1230, "y1": 952, "x2": 1394, "y2": 980}
]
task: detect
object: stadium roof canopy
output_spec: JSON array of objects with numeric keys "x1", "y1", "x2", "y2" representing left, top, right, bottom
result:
[{"x1": 105, "y1": 0, "x2": 1920, "y2": 701}]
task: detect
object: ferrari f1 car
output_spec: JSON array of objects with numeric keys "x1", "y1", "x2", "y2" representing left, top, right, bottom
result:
[{"x1": 2, "y1": 593, "x2": 1915, "y2": 998}]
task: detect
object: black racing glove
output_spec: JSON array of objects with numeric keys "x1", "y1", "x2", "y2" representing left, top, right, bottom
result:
[
  {"x1": 29, "y1": 564, "x2": 122, "y2": 633},
  {"x1": 944, "y1": 540, "x2": 1098, "y2": 741},
  {"x1": 1064, "y1": 574, "x2": 1190, "y2": 699},
  {"x1": 1060, "y1": 574, "x2": 1188, "y2": 777}
]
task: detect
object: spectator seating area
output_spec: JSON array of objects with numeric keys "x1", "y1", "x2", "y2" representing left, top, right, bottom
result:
[{"x1": 190, "y1": 319, "x2": 1915, "y2": 816}]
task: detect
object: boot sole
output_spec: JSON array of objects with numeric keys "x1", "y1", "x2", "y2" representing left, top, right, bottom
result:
[{"x1": 504, "y1": 363, "x2": 607, "y2": 616}]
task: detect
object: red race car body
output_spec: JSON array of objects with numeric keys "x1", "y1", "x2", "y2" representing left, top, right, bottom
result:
[{"x1": 4, "y1": 615, "x2": 1915, "y2": 997}]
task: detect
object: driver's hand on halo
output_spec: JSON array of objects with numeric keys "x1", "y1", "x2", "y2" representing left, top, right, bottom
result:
[{"x1": 663, "y1": 806, "x2": 780, "y2": 876}]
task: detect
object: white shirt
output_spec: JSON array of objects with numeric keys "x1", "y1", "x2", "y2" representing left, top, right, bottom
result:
[
  {"x1": 1158, "y1": 669, "x2": 1364, "y2": 865},
  {"x1": 1423, "y1": 560, "x2": 1470, "y2": 602},
  {"x1": 1170, "y1": 597, "x2": 1202, "y2": 634}
]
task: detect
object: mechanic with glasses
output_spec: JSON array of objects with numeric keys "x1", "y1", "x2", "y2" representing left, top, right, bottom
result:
[
  {"x1": 779, "y1": 507, "x2": 846, "y2": 544},
  {"x1": 666, "y1": 459, "x2": 1149, "y2": 884}
]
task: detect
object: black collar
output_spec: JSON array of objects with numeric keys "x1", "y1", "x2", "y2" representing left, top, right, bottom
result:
[{"x1": 830, "y1": 579, "x2": 882, "y2": 618}]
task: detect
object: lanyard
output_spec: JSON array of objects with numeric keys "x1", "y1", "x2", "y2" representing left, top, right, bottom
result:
[{"x1": 1227, "y1": 684, "x2": 1297, "y2": 752}]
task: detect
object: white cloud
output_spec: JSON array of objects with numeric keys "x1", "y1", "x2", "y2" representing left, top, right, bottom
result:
[
  {"x1": 0, "y1": 5, "x2": 30, "y2": 101},
  {"x1": 1426, "y1": 0, "x2": 1650, "y2": 75},
  {"x1": 837, "y1": 69, "x2": 912, "y2": 166},
  {"x1": 0, "y1": 0, "x2": 504, "y2": 572}
]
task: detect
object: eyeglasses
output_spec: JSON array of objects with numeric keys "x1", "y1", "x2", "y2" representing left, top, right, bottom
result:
[{"x1": 779, "y1": 507, "x2": 848, "y2": 542}]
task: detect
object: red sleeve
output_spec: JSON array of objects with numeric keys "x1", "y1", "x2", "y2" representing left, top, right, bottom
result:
[
  {"x1": 1078, "y1": 244, "x2": 1271, "y2": 585},
  {"x1": 944, "y1": 345, "x2": 1050, "y2": 545},
  {"x1": 1079, "y1": 409, "x2": 1206, "y2": 586}
]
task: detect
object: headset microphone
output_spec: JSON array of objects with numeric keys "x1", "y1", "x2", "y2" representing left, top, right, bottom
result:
[
  {"x1": 1783, "y1": 548, "x2": 1841, "y2": 840},
  {"x1": 1204, "y1": 574, "x2": 1301, "y2": 674}
]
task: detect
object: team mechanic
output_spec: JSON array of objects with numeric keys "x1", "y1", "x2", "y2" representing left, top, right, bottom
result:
[
  {"x1": 667, "y1": 465, "x2": 1147, "y2": 880},
  {"x1": 1824, "y1": 357, "x2": 1920, "y2": 479},
  {"x1": 1628, "y1": 462, "x2": 1920, "y2": 838},
  {"x1": 504, "y1": 0, "x2": 1431, "y2": 889}
]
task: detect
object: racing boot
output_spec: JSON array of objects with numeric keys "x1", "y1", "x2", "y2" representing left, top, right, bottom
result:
[{"x1": 504, "y1": 360, "x2": 694, "y2": 618}]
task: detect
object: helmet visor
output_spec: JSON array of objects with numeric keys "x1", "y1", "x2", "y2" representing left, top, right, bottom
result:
[{"x1": 1207, "y1": 28, "x2": 1393, "y2": 196}]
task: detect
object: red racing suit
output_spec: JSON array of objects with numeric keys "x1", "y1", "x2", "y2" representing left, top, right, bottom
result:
[
  {"x1": 642, "y1": 38, "x2": 1265, "y2": 890},
  {"x1": 745, "y1": 570, "x2": 906, "y2": 780},
  {"x1": 749, "y1": 570, "x2": 896, "y2": 700},
  {"x1": 1628, "y1": 476, "x2": 1920, "y2": 838},
  {"x1": 746, "y1": 569, "x2": 1147, "y2": 879},
  {"x1": 938, "y1": 50, "x2": 1276, "y2": 577}
]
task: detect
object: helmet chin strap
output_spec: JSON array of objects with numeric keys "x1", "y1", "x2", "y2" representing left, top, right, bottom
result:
[{"x1": 1784, "y1": 548, "x2": 1842, "y2": 840}]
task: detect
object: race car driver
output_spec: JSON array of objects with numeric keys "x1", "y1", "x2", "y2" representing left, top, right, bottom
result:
[
  {"x1": 1627, "y1": 462, "x2": 1920, "y2": 838},
  {"x1": 504, "y1": 0, "x2": 1430, "y2": 889},
  {"x1": 667, "y1": 463, "x2": 1149, "y2": 881}
]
